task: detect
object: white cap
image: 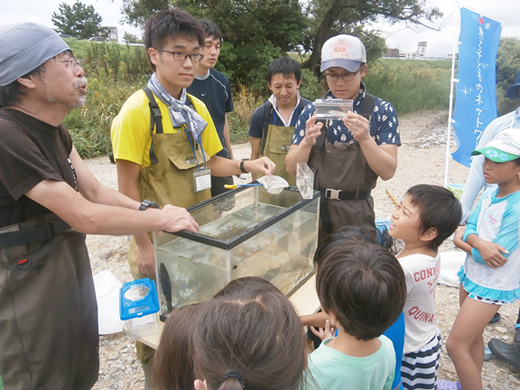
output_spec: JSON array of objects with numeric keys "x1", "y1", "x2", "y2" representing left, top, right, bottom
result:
[
  {"x1": 320, "y1": 34, "x2": 366, "y2": 73},
  {"x1": 472, "y1": 129, "x2": 520, "y2": 162}
]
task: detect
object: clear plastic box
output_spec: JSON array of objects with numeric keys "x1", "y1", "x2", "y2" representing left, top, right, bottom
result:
[
  {"x1": 314, "y1": 98, "x2": 353, "y2": 120},
  {"x1": 296, "y1": 162, "x2": 314, "y2": 200},
  {"x1": 120, "y1": 278, "x2": 160, "y2": 337},
  {"x1": 153, "y1": 186, "x2": 320, "y2": 319}
]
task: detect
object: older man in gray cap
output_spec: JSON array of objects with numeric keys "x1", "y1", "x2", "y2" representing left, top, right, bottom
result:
[{"x1": 0, "y1": 23, "x2": 199, "y2": 390}]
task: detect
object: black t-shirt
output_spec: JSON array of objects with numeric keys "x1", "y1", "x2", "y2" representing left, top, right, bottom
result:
[
  {"x1": 187, "y1": 69, "x2": 234, "y2": 158},
  {"x1": 0, "y1": 108, "x2": 75, "y2": 227}
]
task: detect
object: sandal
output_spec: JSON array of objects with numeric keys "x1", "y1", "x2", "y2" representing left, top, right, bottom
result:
[
  {"x1": 489, "y1": 312, "x2": 501, "y2": 324},
  {"x1": 437, "y1": 379, "x2": 462, "y2": 390}
]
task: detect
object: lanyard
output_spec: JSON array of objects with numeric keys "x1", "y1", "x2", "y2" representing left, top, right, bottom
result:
[{"x1": 184, "y1": 125, "x2": 207, "y2": 170}]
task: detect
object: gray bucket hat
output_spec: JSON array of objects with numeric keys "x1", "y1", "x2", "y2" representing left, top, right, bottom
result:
[{"x1": 0, "y1": 23, "x2": 70, "y2": 86}]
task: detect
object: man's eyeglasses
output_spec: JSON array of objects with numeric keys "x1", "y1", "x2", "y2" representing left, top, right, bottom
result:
[
  {"x1": 155, "y1": 48, "x2": 204, "y2": 62},
  {"x1": 54, "y1": 57, "x2": 82, "y2": 69},
  {"x1": 323, "y1": 67, "x2": 362, "y2": 83}
]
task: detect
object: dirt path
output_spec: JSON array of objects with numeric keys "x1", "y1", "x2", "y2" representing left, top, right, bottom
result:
[{"x1": 86, "y1": 110, "x2": 520, "y2": 389}]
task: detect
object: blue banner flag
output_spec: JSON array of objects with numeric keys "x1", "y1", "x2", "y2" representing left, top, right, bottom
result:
[{"x1": 452, "y1": 7, "x2": 502, "y2": 167}]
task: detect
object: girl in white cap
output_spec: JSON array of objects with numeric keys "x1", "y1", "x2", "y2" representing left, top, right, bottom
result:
[{"x1": 445, "y1": 129, "x2": 520, "y2": 390}]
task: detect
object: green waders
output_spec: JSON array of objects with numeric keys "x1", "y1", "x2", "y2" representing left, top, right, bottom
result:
[
  {"x1": 309, "y1": 137, "x2": 378, "y2": 243},
  {"x1": 0, "y1": 215, "x2": 98, "y2": 390},
  {"x1": 128, "y1": 130, "x2": 211, "y2": 365},
  {"x1": 261, "y1": 123, "x2": 296, "y2": 186}
]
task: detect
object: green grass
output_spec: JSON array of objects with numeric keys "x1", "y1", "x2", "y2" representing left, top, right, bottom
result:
[
  {"x1": 65, "y1": 52, "x2": 459, "y2": 157},
  {"x1": 65, "y1": 78, "x2": 145, "y2": 157},
  {"x1": 365, "y1": 59, "x2": 452, "y2": 115}
]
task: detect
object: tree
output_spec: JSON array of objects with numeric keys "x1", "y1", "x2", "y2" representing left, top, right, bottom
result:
[
  {"x1": 121, "y1": 0, "x2": 170, "y2": 27},
  {"x1": 121, "y1": 0, "x2": 307, "y2": 89},
  {"x1": 120, "y1": 0, "x2": 441, "y2": 89},
  {"x1": 496, "y1": 37, "x2": 520, "y2": 93},
  {"x1": 123, "y1": 32, "x2": 143, "y2": 44},
  {"x1": 174, "y1": 0, "x2": 308, "y2": 89},
  {"x1": 496, "y1": 37, "x2": 520, "y2": 114},
  {"x1": 52, "y1": 1, "x2": 104, "y2": 40},
  {"x1": 302, "y1": 0, "x2": 442, "y2": 72}
]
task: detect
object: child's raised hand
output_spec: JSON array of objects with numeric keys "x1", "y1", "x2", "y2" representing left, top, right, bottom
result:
[{"x1": 310, "y1": 319, "x2": 336, "y2": 341}]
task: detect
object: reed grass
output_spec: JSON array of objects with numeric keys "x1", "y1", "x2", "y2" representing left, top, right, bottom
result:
[
  {"x1": 365, "y1": 59, "x2": 452, "y2": 115},
  {"x1": 64, "y1": 50, "x2": 459, "y2": 157}
]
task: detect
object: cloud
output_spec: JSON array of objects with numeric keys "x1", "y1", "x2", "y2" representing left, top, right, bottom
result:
[{"x1": 378, "y1": 0, "x2": 520, "y2": 58}]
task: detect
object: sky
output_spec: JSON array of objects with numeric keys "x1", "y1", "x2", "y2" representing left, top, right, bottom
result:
[
  {"x1": 2, "y1": 0, "x2": 141, "y2": 42},
  {"x1": 2, "y1": 0, "x2": 519, "y2": 56},
  {"x1": 377, "y1": 0, "x2": 520, "y2": 58}
]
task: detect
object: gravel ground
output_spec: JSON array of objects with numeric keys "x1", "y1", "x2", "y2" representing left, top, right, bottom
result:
[{"x1": 86, "y1": 110, "x2": 520, "y2": 389}]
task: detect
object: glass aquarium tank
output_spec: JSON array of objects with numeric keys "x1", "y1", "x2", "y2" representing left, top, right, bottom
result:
[{"x1": 153, "y1": 185, "x2": 320, "y2": 319}]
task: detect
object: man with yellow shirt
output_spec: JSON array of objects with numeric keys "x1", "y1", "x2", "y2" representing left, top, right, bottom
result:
[{"x1": 111, "y1": 10, "x2": 274, "y2": 387}]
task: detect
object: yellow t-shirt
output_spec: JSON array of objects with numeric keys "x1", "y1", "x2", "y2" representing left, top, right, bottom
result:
[{"x1": 111, "y1": 89, "x2": 223, "y2": 167}]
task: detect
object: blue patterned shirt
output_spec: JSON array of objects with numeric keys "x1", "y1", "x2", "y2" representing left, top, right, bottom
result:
[{"x1": 291, "y1": 87, "x2": 400, "y2": 146}]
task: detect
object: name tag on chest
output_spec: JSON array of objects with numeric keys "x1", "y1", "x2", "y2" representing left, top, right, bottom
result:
[{"x1": 193, "y1": 168, "x2": 211, "y2": 192}]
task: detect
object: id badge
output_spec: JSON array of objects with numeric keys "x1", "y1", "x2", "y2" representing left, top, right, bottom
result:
[{"x1": 193, "y1": 168, "x2": 211, "y2": 192}]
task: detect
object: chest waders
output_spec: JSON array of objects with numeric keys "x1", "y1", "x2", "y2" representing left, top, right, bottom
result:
[
  {"x1": 0, "y1": 215, "x2": 98, "y2": 390},
  {"x1": 260, "y1": 102, "x2": 307, "y2": 187},
  {"x1": 128, "y1": 88, "x2": 211, "y2": 364},
  {"x1": 309, "y1": 93, "x2": 378, "y2": 242},
  {"x1": 261, "y1": 123, "x2": 296, "y2": 186}
]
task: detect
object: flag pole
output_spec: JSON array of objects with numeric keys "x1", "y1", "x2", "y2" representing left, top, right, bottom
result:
[{"x1": 444, "y1": 7, "x2": 461, "y2": 188}]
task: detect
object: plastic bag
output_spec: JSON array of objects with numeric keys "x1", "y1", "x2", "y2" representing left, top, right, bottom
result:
[
  {"x1": 94, "y1": 270, "x2": 124, "y2": 334},
  {"x1": 257, "y1": 175, "x2": 289, "y2": 195}
]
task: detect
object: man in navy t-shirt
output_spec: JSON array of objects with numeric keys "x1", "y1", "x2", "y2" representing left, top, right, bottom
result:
[{"x1": 188, "y1": 19, "x2": 235, "y2": 196}]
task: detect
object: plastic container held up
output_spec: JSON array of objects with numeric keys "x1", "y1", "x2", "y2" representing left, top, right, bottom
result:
[
  {"x1": 296, "y1": 162, "x2": 314, "y2": 199},
  {"x1": 314, "y1": 98, "x2": 353, "y2": 120},
  {"x1": 153, "y1": 185, "x2": 320, "y2": 319},
  {"x1": 120, "y1": 278, "x2": 160, "y2": 337}
]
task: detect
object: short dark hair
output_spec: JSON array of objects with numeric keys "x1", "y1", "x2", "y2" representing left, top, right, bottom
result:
[
  {"x1": 266, "y1": 56, "x2": 302, "y2": 84},
  {"x1": 0, "y1": 64, "x2": 46, "y2": 108},
  {"x1": 144, "y1": 9, "x2": 205, "y2": 71},
  {"x1": 313, "y1": 225, "x2": 376, "y2": 268},
  {"x1": 405, "y1": 184, "x2": 462, "y2": 250},
  {"x1": 194, "y1": 277, "x2": 307, "y2": 390},
  {"x1": 316, "y1": 242, "x2": 406, "y2": 341},
  {"x1": 199, "y1": 18, "x2": 222, "y2": 41}
]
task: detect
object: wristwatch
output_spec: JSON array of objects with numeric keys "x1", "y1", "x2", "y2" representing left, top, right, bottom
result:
[
  {"x1": 139, "y1": 199, "x2": 160, "y2": 211},
  {"x1": 240, "y1": 158, "x2": 249, "y2": 174}
]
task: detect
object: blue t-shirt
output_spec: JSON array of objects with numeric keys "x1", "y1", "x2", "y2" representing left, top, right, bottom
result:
[{"x1": 385, "y1": 312, "x2": 405, "y2": 390}]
